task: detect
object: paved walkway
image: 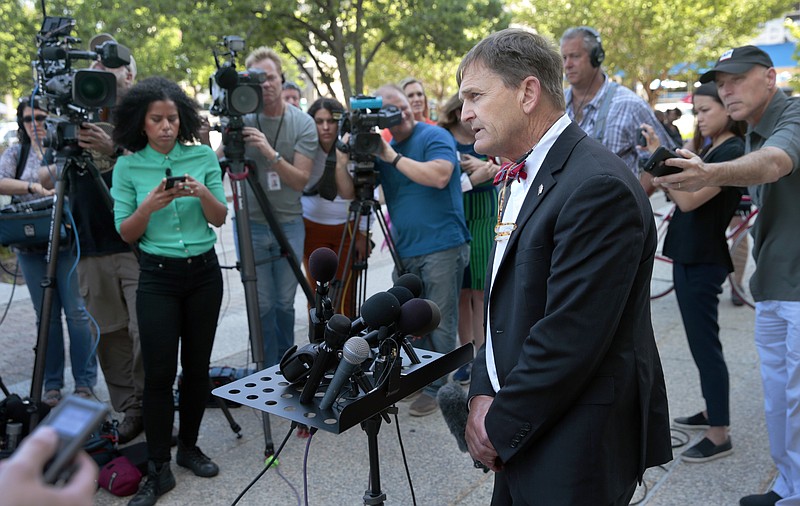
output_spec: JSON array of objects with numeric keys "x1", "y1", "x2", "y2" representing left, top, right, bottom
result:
[{"x1": 0, "y1": 195, "x2": 775, "y2": 505}]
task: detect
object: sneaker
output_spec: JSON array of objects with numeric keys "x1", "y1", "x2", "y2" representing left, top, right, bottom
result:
[
  {"x1": 118, "y1": 414, "x2": 144, "y2": 445},
  {"x1": 42, "y1": 389, "x2": 61, "y2": 407},
  {"x1": 681, "y1": 437, "x2": 733, "y2": 463},
  {"x1": 453, "y1": 363, "x2": 472, "y2": 385},
  {"x1": 74, "y1": 386, "x2": 93, "y2": 400},
  {"x1": 176, "y1": 442, "x2": 219, "y2": 477},
  {"x1": 673, "y1": 412, "x2": 710, "y2": 429},
  {"x1": 409, "y1": 393, "x2": 438, "y2": 417},
  {"x1": 128, "y1": 461, "x2": 175, "y2": 506},
  {"x1": 740, "y1": 491, "x2": 782, "y2": 506}
]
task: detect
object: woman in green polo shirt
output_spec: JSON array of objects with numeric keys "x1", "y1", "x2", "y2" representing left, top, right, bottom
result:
[{"x1": 111, "y1": 76, "x2": 227, "y2": 506}]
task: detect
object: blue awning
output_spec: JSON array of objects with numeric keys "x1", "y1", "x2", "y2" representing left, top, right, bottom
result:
[{"x1": 758, "y1": 42, "x2": 798, "y2": 68}]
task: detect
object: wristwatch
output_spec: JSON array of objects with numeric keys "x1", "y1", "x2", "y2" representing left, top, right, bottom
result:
[
  {"x1": 271, "y1": 151, "x2": 282, "y2": 164},
  {"x1": 391, "y1": 153, "x2": 403, "y2": 167}
]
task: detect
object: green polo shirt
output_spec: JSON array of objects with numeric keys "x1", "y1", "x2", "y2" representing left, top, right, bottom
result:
[{"x1": 112, "y1": 143, "x2": 227, "y2": 258}]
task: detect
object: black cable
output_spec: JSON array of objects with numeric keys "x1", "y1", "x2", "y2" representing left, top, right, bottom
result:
[
  {"x1": 230, "y1": 421, "x2": 297, "y2": 506},
  {"x1": 0, "y1": 263, "x2": 18, "y2": 328},
  {"x1": 392, "y1": 410, "x2": 417, "y2": 506},
  {"x1": 670, "y1": 427, "x2": 690, "y2": 448}
]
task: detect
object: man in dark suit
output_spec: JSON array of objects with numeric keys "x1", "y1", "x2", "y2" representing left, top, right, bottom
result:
[{"x1": 459, "y1": 28, "x2": 672, "y2": 505}]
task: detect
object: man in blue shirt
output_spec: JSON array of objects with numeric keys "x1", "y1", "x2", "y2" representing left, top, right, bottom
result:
[{"x1": 339, "y1": 85, "x2": 470, "y2": 416}]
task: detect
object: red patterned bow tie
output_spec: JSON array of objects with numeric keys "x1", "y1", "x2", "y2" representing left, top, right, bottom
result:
[{"x1": 493, "y1": 160, "x2": 527, "y2": 186}]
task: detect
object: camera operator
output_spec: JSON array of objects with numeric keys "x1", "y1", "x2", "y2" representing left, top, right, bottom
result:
[
  {"x1": 1, "y1": 96, "x2": 97, "y2": 407},
  {"x1": 337, "y1": 84, "x2": 470, "y2": 417},
  {"x1": 216, "y1": 46, "x2": 318, "y2": 367},
  {"x1": 38, "y1": 33, "x2": 145, "y2": 444}
]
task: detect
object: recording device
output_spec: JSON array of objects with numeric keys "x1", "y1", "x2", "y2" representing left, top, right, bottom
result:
[
  {"x1": 643, "y1": 146, "x2": 681, "y2": 177},
  {"x1": 164, "y1": 175, "x2": 187, "y2": 190},
  {"x1": 336, "y1": 96, "x2": 403, "y2": 201},
  {"x1": 34, "y1": 16, "x2": 123, "y2": 153},
  {"x1": 299, "y1": 314, "x2": 351, "y2": 404},
  {"x1": 437, "y1": 382, "x2": 490, "y2": 473},
  {"x1": 308, "y1": 247, "x2": 339, "y2": 342},
  {"x1": 208, "y1": 35, "x2": 266, "y2": 169},
  {"x1": 319, "y1": 336, "x2": 372, "y2": 411},
  {"x1": 40, "y1": 394, "x2": 109, "y2": 484},
  {"x1": 349, "y1": 291, "x2": 402, "y2": 335},
  {"x1": 209, "y1": 36, "x2": 266, "y2": 119}
]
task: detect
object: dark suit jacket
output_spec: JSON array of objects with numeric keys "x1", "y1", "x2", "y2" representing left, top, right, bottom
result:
[{"x1": 469, "y1": 122, "x2": 672, "y2": 505}]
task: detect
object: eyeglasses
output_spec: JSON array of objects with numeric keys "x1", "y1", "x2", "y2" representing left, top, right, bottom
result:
[{"x1": 23, "y1": 115, "x2": 48, "y2": 123}]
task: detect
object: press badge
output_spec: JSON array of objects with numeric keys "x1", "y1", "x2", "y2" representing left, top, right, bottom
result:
[{"x1": 267, "y1": 171, "x2": 281, "y2": 191}]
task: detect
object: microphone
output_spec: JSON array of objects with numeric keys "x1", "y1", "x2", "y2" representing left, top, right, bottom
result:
[
  {"x1": 437, "y1": 382, "x2": 490, "y2": 472},
  {"x1": 308, "y1": 247, "x2": 339, "y2": 341},
  {"x1": 298, "y1": 314, "x2": 351, "y2": 404},
  {"x1": 387, "y1": 285, "x2": 414, "y2": 306},
  {"x1": 394, "y1": 273, "x2": 423, "y2": 298},
  {"x1": 350, "y1": 291, "x2": 401, "y2": 335},
  {"x1": 215, "y1": 63, "x2": 240, "y2": 90},
  {"x1": 418, "y1": 299, "x2": 442, "y2": 335},
  {"x1": 319, "y1": 336, "x2": 371, "y2": 411}
]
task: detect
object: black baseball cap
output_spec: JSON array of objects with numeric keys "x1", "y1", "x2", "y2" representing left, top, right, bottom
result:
[{"x1": 700, "y1": 45, "x2": 773, "y2": 83}]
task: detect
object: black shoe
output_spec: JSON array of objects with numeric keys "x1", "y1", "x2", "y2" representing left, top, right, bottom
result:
[
  {"x1": 681, "y1": 437, "x2": 733, "y2": 463},
  {"x1": 128, "y1": 461, "x2": 176, "y2": 506},
  {"x1": 176, "y1": 442, "x2": 219, "y2": 477},
  {"x1": 740, "y1": 490, "x2": 782, "y2": 506},
  {"x1": 673, "y1": 412, "x2": 710, "y2": 429},
  {"x1": 118, "y1": 414, "x2": 144, "y2": 445}
]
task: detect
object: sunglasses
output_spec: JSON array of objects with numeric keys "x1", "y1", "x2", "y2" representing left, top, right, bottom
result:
[{"x1": 23, "y1": 115, "x2": 48, "y2": 123}]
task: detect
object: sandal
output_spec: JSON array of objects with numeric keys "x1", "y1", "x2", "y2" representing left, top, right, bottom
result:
[
  {"x1": 43, "y1": 389, "x2": 61, "y2": 407},
  {"x1": 74, "y1": 387, "x2": 93, "y2": 400}
]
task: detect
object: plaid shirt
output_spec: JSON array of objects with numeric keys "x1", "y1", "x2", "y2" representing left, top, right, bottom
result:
[{"x1": 566, "y1": 74, "x2": 677, "y2": 175}]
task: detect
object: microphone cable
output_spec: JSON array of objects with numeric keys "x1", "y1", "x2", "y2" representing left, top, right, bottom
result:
[
  {"x1": 302, "y1": 427, "x2": 318, "y2": 506},
  {"x1": 230, "y1": 421, "x2": 298, "y2": 506},
  {"x1": 392, "y1": 409, "x2": 418, "y2": 506}
]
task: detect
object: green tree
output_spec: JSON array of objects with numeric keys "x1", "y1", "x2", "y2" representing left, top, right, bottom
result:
[
  {"x1": 511, "y1": 0, "x2": 796, "y2": 104},
  {"x1": 0, "y1": 1, "x2": 41, "y2": 101}
]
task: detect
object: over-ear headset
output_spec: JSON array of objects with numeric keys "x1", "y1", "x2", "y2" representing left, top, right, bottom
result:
[{"x1": 579, "y1": 26, "x2": 605, "y2": 68}]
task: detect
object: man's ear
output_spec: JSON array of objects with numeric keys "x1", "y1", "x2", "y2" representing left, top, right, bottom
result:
[{"x1": 520, "y1": 76, "x2": 542, "y2": 115}]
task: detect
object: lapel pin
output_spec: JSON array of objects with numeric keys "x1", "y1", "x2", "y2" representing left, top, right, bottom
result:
[{"x1": 537, "y1": 184, "x2": 543, "y2": 196}]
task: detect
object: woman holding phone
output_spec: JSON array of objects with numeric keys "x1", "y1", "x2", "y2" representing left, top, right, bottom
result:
[
  {"x1": 111, "y1": 76, "x2": 227, "y2": 506},
  {"x1": 642, "y1": 81, "x2": 746, "y2": 463}
]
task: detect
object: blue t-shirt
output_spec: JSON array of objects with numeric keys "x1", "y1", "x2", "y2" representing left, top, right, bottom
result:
[{"x1": 377, "y1": 122, "x2": 469, "y2": 258}]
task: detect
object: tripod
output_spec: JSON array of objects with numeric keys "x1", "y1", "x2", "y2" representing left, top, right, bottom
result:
[
  {"x1": 218, "y1": 115, "x2": 314, "y2": 456},
  {"x1": 331, "y1": 161, "x2": 404, "y2": 316}
]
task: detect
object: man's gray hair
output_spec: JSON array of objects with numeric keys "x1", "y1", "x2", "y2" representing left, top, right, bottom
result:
[
  {"x1": 560, "y1": 27, "x2": 601, "y2": 57},
  {"x1": 457, "y1": 28, "x2": 565, "y2": 110}
]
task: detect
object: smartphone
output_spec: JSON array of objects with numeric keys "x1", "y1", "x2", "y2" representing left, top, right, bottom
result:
[
  {"x1": 643, "y1": 146, "x2": 681, "y2": 177},
  {"x1": 164, "y1": 175, "x2": 187, "y2": 190},
  {"x1": 40, "y1": 395, "x2": 108, "y2": 484}
]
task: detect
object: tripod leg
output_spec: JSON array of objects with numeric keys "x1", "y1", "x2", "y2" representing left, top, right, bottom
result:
[{"x1": 209, "y1": 378, "x2": 242, "y2": 438}]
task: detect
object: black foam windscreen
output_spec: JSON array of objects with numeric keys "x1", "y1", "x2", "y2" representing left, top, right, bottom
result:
[
  {"x1": 397, "y1": 298, "x2": 434, "y2": 335},
  {"x1": 360, "y1": 291, "x2": 401, "y2": 328},
  {"x1": 387, "y1": 285, "x2": 414, "y2": 306},
  {"x1": 416, "y1": 299, "x2": 441, "y2": 335},
  {"x1": 309, "y1": 247, "x2": 339, "y2": 284},
  {"x1": 394, "y1": 273, "x2": 423, "y2": 298},
  {"x1": 215, "y1": 64, "x2": 240, "y2": 90}
]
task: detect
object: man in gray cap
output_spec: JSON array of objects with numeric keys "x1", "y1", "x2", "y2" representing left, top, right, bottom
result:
[{"x1": 655, "y1": 45, "x2": 800, "y2": 506}]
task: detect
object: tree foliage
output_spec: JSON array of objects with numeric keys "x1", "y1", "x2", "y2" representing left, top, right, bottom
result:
[
  {"x1": 511, "y1": 0, "x2": 796, "y2": 103},
  {"x1": 0, "y1": 0, "x2": 508, "y2": 106}
]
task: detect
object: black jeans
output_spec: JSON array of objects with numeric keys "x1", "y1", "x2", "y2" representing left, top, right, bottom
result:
[{"x1": 136, "y1": 249, "x2": 223, "y2": 463}]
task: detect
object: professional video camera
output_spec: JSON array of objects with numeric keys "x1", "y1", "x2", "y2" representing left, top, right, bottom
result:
[
  {"x1": 209, "y1": 36, "x2": 266, "y2": 160},
  {"x1": 337, "y1": 96, "x2": 402, "y2": 162},
  {"x1": 34, "y1": 16, "x2": 124, "y2": 153},
  {"x1": 335, "y1": 96, "x2": 402, "y2": 201}
]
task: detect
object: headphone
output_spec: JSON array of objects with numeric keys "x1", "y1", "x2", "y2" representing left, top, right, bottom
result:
[{"x1": 579, "y1": 26, "x2": 605, "y2": 68}]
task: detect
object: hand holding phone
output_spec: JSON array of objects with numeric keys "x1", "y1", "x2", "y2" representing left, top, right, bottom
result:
[
  {"x1": 40, "y1": 395, "x2": 108, "y2": 484},
  {"x1": 164, "y1": 175, "x2": 187, "y2": 190},
  {"x1": 643, "y1": 146, "x2": 681, "y2": 177}
]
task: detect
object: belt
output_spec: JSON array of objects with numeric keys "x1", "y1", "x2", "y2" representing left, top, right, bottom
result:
[{"x1": 140, "y1": 248, "x2": 216, "y2": 265}]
